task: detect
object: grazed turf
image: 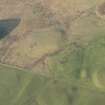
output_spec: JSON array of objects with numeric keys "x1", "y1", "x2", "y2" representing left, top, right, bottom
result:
[
  {"x1": 83, "y1": 36, "x2": 105, "y2": 90},
  {"x1": 1, "y1": 0, "x2": 105, "y2": 105},
  {"x1": 0, "y1": 64, "x2": 49, "y2": 105},
  {"x1": 1, "y1": 59, "x2": 105, "y2": 105}
]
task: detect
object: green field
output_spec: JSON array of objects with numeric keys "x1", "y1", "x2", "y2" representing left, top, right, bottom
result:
[
  {"x1": 1, "y1": 0, "x2": 105, "y2": 105},
  {"x1": 1, "y1": 34, "x2": 105, "y2": 105}
]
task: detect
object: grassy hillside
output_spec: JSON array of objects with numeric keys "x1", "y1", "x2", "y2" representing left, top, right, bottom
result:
[
  {"x1": 1, "y1": 0, "x2": 105, "y2": 105},
  {"x1": 1, "y1": 35, "x2": 105, "y2": 105},
  {"x1": 1, "y1": 52, "x2": 105, "y2": 105}
]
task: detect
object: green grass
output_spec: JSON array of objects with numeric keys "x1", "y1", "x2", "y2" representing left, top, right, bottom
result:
[
  {"x1": 0, "y1": 64, "x2": 78, "y2": 105},
  {"x1": 49, "y1": 35, "x2": 105, "y2": 89},
  {"x1": 0, "y1": 64, "x2": 48, "y2": 105},
  {"x1": 83, "y1": 36, "x2": 105, "y2": 90},
  {"x1": 1, "y1": 39, "x2": 105, "y2": 105},
  {"x1": 1, "y1": 5, "x2": 105, "y2": 105}
]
